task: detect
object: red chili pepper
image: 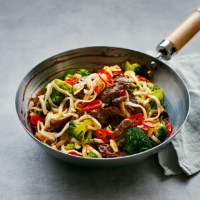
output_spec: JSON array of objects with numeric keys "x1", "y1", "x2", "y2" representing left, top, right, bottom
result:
[
  {"x1": 164, "y1": 118, "x2": 172, "y2": 137},
  {"x1": 129, "y1": 114, "x2": 145, "y2": 126},
  {"x1": 68, "y1": 151, "x2": 80, "y2": 156},
  {"x1": 30, "y1": 115, "x2": 45, "y2": 125},
  {"x1": 65, "y1": 77, "x2": 78, "y2": 85},
  {"x1": 94, "y1": 85, "x2": 101, "y2": 93},
  {"x1": 112, "y1": 71, "x2": 122, "y2": 75},
  {"x1": 142, "y1": 120, "x2": 156, "y2": 128},
  {"x1": 81, "y1": 100, "x2": 102, "y2": 111},
  {"x1": 95, "y1": 129, "x2": 115, "y2": 142},
  {"x1": 98, "y1": 69, "x2": 114, "y2": 87},
  {"x1": 136, "y1": 75, "x2": 150, "y2": 83},
  {"x1": 119, "y1": 90, "x2": 126, "y2": 97}
]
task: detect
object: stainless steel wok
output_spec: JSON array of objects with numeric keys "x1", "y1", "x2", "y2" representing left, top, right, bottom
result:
[{"x1": 15, "y1": 7, "x2": 200, "y2": 167}]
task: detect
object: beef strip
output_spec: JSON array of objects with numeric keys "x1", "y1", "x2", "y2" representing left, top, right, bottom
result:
[
  {"x1": 75, "y1": 76, "x2": 87, "y2": 84},
  {"x1": 112, "y1": 96, "x2": 127, "y2": 104},
  {"x1": 113, "y1": 118, "x2": 133, "y2": 137},
  {"x1": 91, "y1": 107, "x2": 125, "y2": 128},
  {"x1": 113, "y1": 73, "x2": 123, "y2": 79},
  {"x1": 127, "y1": 89, "x2": 143, "y2": 114},
  {"x1": 125, "y1": 105, "x2": 135, "y2": 115},
  {"x1": 91, "y1": 107, "x2": 112, "y2": 127},
  {"x1": 97, "y1": 76, "x2": 131, "y2": 106},
  {"x1": 110, "y1": 115, "x2": 125, "y2": 130},
  {"x1": 107, "y1": 108, "x2": 125, "y2": 130},
  {"x1": 46, "y1": 117, "x2": 72, "y2": 132},
  {"x1": 97, "y1": 143, "x2": 129, "y2": 158}
]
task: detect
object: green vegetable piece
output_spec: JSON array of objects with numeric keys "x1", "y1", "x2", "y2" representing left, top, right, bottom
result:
[
  {"x1": 87, "y1": 152, "x2": 98, "y2": 158},
  {"x1": 54, "y1": 78, "x2": 72, "y2": 93},
  {"x1": 76, "y1": 68, "x2": 91, "y2": 76},
  {"x1": 69, "y1": 119, "x2": 93, "y2": 143},
  {"x1": 138, "y1": 80, "x2": 143, "y2": 86},
  {"x1": 46, "y1": 101, "x2": 51, "y2": 110},
  {"x1": 64, "y1": 74, "x2": 74, "y2": 80},
  {"x1": 147, "y1": 82, "x2": 159, "y2": 91},
  {"x1": 149, "y1": 88, "x2": 164, "y2": 109},
  {"x1": 125, "y1": 61, "x2": 134, "y2": 71},
  {"x1": 44, "y1": 81, "x2": 68, "y2": 108},
  {"x1": 50, "y1": 88, "x2": 65, "y2": 106},
  {"x1": 130, "y1": 83, "x2": 136, "y2": 89},
  {"x1": 123, "y1": 126, "x2": 152, "y2": 154},
  {"x1": 125, "y1": 61, "x2": 146, "y2": 76},
  {"x1": 65, "y1": 144, "x2": 76, "y2": 150},
  {"x1": 130, "y1": 83, "x2": 139, "y2": 92},
  {"x1": 44, "y1": 92, "x2": 52, "y2": 110},
  {"x1": 85, "y1": 131, "x2": 93, "y2": 144},
  {"x1": 154, "y1": 119, "x2": 168, "y2": 142}
]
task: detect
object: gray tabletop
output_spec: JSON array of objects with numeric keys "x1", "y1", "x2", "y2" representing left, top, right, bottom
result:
[{"x1": 1, "y1": 0, "x2": 200, "y2": 199}]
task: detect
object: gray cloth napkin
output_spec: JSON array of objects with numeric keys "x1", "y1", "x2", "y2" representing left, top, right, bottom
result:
[{"x1": 146, "y1": 51, "x2": 200, "y2": 176}]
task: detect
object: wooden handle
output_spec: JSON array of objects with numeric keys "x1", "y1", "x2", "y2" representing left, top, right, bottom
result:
[{"x1": 165, "y1": 6, "x2": 200, "y2": 52}]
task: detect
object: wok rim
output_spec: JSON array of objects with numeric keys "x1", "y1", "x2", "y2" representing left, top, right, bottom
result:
[{"x1": 15, "y1": 45, "x2": 190, "y2": 161}]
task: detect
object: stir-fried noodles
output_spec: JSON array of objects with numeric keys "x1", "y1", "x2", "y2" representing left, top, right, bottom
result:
[{"x1": 29, "y1": 62, "x2": 172, "y2": 158}]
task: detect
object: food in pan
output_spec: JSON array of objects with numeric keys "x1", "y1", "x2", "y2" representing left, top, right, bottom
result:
[{"x1": 29, "y1": 61, "x2": 172, "y2": 158}]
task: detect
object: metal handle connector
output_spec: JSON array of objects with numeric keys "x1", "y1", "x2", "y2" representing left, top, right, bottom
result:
[{"x1": 156, "y1": 39, "x2": 177, "y2": 61}]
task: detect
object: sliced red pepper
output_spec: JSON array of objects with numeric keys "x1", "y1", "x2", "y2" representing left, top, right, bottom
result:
[
  {"x1": 95, "y1": 129, "x2": 115, "y2": 142},
  {"x1": 65, "y1": 77, "x2": 78, "y2": 85},
  {"x1": 119, "y1": 90, "x2": 126, "y2": 97},
  {"x1": 68, "y1": 151, "x2": 80, "y2": 156},
  {"x1": 94, "y1": 85, "x2": 101, "y2": 93},
  {"x1": 112, "y1": 71, "x2": 122, "y2": 75},
  {"x1": 136, "y1": 75, "x2": 150, "y2": 83},
  {"x1": 142, "y1": 120, "x2": 156, "y2": 128},
  {"x1": 164, "y1": 118, "x2": 172, "y2": 137},
  {"x1": 98, "y1": 69, "x2": 114, "y2": 87},
  {"x1": 81, "y1": 100, "x2": 102, "y2": 111},
  {"x1": 129, "y1": 114, "x2": 145, "y2": 126},
  {"x1": 30, "y1": 115, "x2": 42, "y2": 125}
]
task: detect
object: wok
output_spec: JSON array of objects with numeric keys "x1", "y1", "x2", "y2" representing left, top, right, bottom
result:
[{"x1": 15, "y1": 7, "x2": 200, "y2": 167}]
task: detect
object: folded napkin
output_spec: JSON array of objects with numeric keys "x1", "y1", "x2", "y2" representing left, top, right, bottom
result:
[{"x1": 146, "y1": 52, "x2": 200, "y2": 176}]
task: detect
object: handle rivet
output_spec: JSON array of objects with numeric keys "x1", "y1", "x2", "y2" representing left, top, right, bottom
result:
[{"x1": 150, "y1": 61, "x2": 157, "y2": 70}]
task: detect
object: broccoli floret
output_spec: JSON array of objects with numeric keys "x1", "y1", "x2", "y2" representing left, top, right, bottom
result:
[
  {"x1": 76, "y1": 68, "x2": 91, "y2": 76},
  {"x1": 150, "y1": 87, "x2": 159, "y2": 92},
  {"x1": 149, "y1": 88, "x2": 164, "y2": 109},
  {"x1": 130, "y1": 83, "x2": 135, "y2": 89},
  {"x1": 123, "y1": 126, "x2": 152, "y2": 154},
  {"x1": 50, "y1": 88, "x2": 65, "y2": 105},
  {"x1": 154, "y1": 119, "x2": 168, "y2": 142},
  {"x1": 130, "y1": 83, "x2": 139, "y2": 93},
  {"x1": 44, "y1": 85, "x2": 66, "y2": 108},
  {"x1": 43, "y1": 81, "x2": 69, "y2": 109},
  {"x1": 125, "y1": 61, "x2": 147, "y2": 76},
  {"x1": 69, "y1": 119, "x2": 93, "y2": 143},
  {"x1": 87, "y1": 152, "x2": 98, "y2": 158},
  {"x1": 85, "y1": 131, "x2": 93, "y2": 144},
  {"x1": 65, "y1": 144, "x2": 75, "y2": 150},
  {"x1": 54, "y1": 78, "x2": 72, "y2": 93},
  {"x1": 64, "y1": 74, "x2": 74, "y2": 80},
  {"x1": 147, "y1": 82, "x2": 159, "y2": 91}
]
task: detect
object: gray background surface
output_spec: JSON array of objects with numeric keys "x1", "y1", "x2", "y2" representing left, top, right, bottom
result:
[{"x1": 1, "y1": 0, "x2": 200, "y2": 199}]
